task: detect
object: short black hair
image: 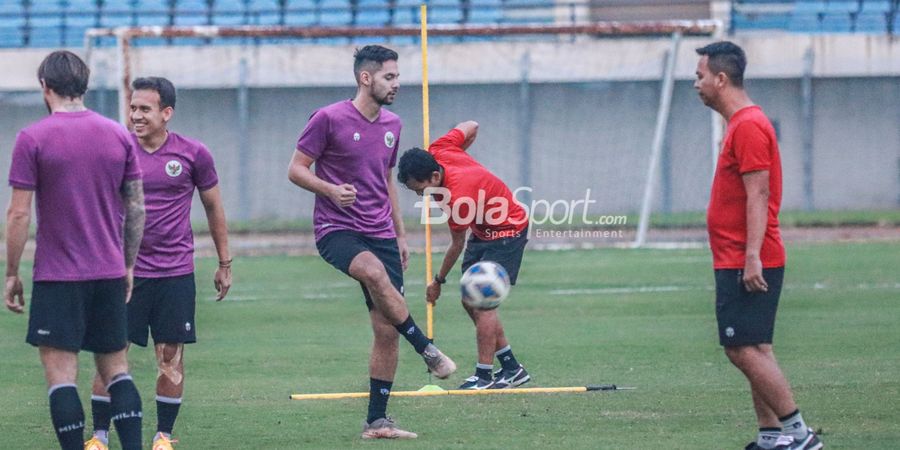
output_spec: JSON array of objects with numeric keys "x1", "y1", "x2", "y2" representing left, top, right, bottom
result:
[
  {"x1": 37, "y1": 50, "x2": 90, "y2": 98},
  {"x1": 353, "y1": 45, "x2": 399, "y2": 83},
  {"x1": 398, "y1": 148, "x2": 440, "y2": 184},
  {"x1": 132, "y1": 76, "x2": 176, "y2": 109},
  {"x1": 696, "y1": 41, "x2": 746, "y2": 88}
]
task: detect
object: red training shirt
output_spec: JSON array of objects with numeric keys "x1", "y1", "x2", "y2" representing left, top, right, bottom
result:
[
  {"x1": 429, "y1": 129, "x2": 528, "y2": 240},
  {"x1": 707, "y1": 105, "x2": 785, "y2": 269}
]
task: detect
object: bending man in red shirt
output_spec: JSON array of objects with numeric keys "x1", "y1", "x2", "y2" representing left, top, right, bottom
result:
[
  {"x1": 695, "y1": 41, "x2": 822, "y2": 450},
  {"x1": 398, "y1": 121, "x2": 531, "y2": 390}
]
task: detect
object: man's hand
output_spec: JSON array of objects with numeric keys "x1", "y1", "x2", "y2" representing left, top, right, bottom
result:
[
  {"x1": 397, "y1": 236, "x2": 409, "y2": 271},
  {"x1": 742, "y1": 255, "x2": 768, "y2": 293},
  {"x1": 426, "y1": 280, "x2": 442, "y2": 305},
  {"x1": 4, "y1": 275, "x2": 24, "y2": 313},
  {"x1": 125, "y1": 267, "x2": 134, "y2": 303},
  {"x1": 214, "y1": 265, "x2": 232, "y2": 301},
  {"x1": 329, "y1": 183, "x2": 357, "y2": 207}
]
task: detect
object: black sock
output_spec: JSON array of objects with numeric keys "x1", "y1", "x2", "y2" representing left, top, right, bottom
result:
[
  {"x1": 49, "y1": 384, "x2": 85, "y2": 450},
  {"x1": 91, "y1": 395, "x2": 111, "y2": 434},
  {"x1": 475, "y1": 363, "x2": 493, "y2": 381},
  {"x1": 394, "y1": 315, "x2": 431, "y2": 354},
  {"x1": 156, "y1": 396, "x2": 182, "y2": 435},
  {"x1": 107, "y1": 374, "x2": 143, "y2": 450},
  {"x1": 495, "y1": 345, "x2": 520, "y2": 371},
  {"x1": 367, "y1": 378, "x2": 393, "y2": 424}
]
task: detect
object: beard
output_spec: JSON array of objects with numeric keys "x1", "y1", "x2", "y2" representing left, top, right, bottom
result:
[{"x1": 375, "y1": 90, "x2": 396, "y2": 106}]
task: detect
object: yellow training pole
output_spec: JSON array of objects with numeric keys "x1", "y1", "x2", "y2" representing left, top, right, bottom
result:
[
  {"x1": 420, "y1": 3, "x2": 433, "y2": 341},
  {"x1": 291, "y1": 385, "x2": 631, "y2": 400}
]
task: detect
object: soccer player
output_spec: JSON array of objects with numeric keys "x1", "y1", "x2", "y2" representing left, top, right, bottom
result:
[
  {"x1": 85, "y1": 77, "x2": 232, "y2": 450},
  {"x1": 397, "y1": 121, "x2": 531, "y2": 390},
  {"x1": 288, "y1": 45, "x2": 456, "y2": 439},
  {"x1": 4, "y1": 50, "x2": 145, "y2": 450},
  {"x1": 694, "y1": 41, "x2": 823, "y2": 450}
]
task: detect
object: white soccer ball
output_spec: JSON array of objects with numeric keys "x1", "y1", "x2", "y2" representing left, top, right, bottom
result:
[{"x1": 460, "y1": 261, "x2": 511, "y2": 310}]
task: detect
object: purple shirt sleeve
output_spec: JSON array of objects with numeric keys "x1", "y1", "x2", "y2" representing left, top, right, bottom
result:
[
  {"x1": 193, "y1": 144, "x2": 219, "y2": 191},
  {"x1": 122, "y1": 130, "x2": 142, "y2": 182},
  {"x1": 388, "y1": 126, "x2": 401, "y2": 168},
  {"x1": 9, "y1": 131, "x2": 38, "y2": 190},
  {"x1": 296, "y1": 109, "x2": 329, "y2": 159}
]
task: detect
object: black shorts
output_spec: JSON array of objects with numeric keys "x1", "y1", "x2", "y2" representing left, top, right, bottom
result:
[
  {"x1": 27, "y1": 278, "x2": 128, "y2": 354},
  {"x1": 715, "y1": 267, "x2": 785, "y2": 347},
  {"x1": 128, "y1": 273, "x2": 197, "y2": 347},
  {"x1": 316, "y1": 230, "x2": 404, "y2": 311},
  {"x1": 461, "y1": 228, "x2": 528, "y2": 285}
]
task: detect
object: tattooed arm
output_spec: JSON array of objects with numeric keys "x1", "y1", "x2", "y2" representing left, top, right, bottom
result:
[{"x1": 121, "y1": 179, "x2": 145, "y2": 301}]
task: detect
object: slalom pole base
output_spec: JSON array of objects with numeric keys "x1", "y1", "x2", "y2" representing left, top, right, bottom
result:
[{"x1": 418, "y1": 384, "x2": 445, "y2": 392}]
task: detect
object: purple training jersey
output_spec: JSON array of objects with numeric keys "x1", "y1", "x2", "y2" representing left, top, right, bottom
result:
[
  {"x1": 296, "y1": 99, "x2": 402, "y2": 241},
  {"x1": 9, "y1": 110, "x2": 142, "y2": 282},
  {"x1": 133, "y1": 132, "x2": 218, "y2": 278}
]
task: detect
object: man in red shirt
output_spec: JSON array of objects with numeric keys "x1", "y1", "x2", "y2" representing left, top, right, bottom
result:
[
  {"x1": 695, "y1": 41, "x2": 822, "y2": 450},
  {"x1": 397, "y1": 121, "x2": 531, "y2": 390}
]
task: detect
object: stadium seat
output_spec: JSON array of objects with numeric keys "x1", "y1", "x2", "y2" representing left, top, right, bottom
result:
[
  {"x1": 354, "y1": 0, "x2": 390, "y2": 26},
  {"x1": 855, "y1": 0, "x2": 890, "y2": 32},
  {"x1": 466, "y1": 0, "x2": 502, "y2": 24},
  {"x1": 174, "y1": 0, "x2": 211, "y2": 25},
  {"x1": 247, "y1": 0, "x2": 282, "y2": 25},
  {"x1": 820, "y1": 0, "x2": 858, "y2": 32},
  {"x1": 0, "y1": 0, "x2": 25, "y2": 47},
  {"x1": 211, "y1": 0, "x2": 246, "y2": 25},
  {"x1": 285, "y1": 0, "x2": 317, "y2": 26},
  {"x1": 789, "y1": 0, "x2": 826, "y2": 31},
  {"x1": 319, "y1": 0, "x2": 351, "y2": 26},
  {"x1": 27, "y1": 0, "x2": 65, "y2": 47},
  {"x1": 429, "y1": 0, "x2": 462, "y2": 24},
  {"x1": 391, "y1": 3, "x2": 417, "y2": 25},
  {"x1": 501, "y1": 0, "x2": 553, "y2": 24},
  {"x1": 63, "y1": 0, "x2": 100, "y2": 46},
  {"x1": 99, "y1": 0, "x2": 135, "y2": 27}
]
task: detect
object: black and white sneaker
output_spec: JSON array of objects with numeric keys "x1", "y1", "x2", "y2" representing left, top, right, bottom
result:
[
  {"x1": 491, "y1": 365, "x2": 530, "y2": 389},
  {"x1": 458, "y1": 376, "x2": 495, "y2": 390},
  {"x1": 789, "y1": 428, "x2": 823, "y2": 450}
]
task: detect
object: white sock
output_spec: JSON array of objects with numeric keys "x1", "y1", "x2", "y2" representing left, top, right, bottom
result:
[
  {"x1": 756, "y1": 428, "x2": 782, "y2": 449},
  {"x1": 93, "y1": 429, "x2": 109, "y2": 445},
  {"x1": 780, "y1": 410, "x2": 809, "y2": 441}
]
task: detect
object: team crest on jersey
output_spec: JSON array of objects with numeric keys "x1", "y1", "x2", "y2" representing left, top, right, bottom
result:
[
  {"x1": 384, "y1": 131, "x2": 395, "y2": 148},
  {"x1": 165, "y1": 160, "x2": 183, "y2": 177},
  {"x1": 353, "y1": 132, "x2": 361, "y2": 142}
]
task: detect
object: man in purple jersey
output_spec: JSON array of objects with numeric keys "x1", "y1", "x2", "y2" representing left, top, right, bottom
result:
[
  {"x1": 85, "y1": 77, "x2": 232, "y2": 450},
  {"x1": 288, "y1": 45, "x2": 456, "y2": 439},
  {"x1": 4, "y1": 50, "x2": 146, "y2": 450}
]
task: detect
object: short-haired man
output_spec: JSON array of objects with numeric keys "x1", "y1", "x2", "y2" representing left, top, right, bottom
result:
[
  {"x1": 694, "y1": 41, "x2": 823, "y2": 450},
  {"x1": 397, "y1": 121, "x2": 532, "y2": 390},
  {"x1": 5, "y1": 50, "x2": 146, "y2": 450},
  {"x1": 85, "y1": 76, "x2": 232, "y2": 450},
  {"x1": 288, "y1": 45, "x2": 456, "y2": 439}
]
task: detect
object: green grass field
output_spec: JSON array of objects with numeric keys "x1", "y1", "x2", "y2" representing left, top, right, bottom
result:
[{"x1": 1, "y1": 241, "x2": 898, "y2": 449}]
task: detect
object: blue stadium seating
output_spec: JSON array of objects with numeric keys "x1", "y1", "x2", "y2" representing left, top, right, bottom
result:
[
  {"x1": 211, "y1": 0, "x2": 246, "y2": 25},
  {"x1": 99, "y1": 0, "x2": 135, "y2": 27},
  {"x1": 820, "y1": 0, "x2": 858, "y2": 32},
  {"x1": 247, "y1": 0, "x2": 283, "y2": 25},
  {"x1": 63, "y1": 0, "x2": 100, "y2": 45},
  {"x1": 28, "y1": 1, "x2": 66, "y2": 47},
  {"x1": 855, "y1": 0, "x2": 891, "y2": 32},
  {"x1": 429, "y1": 0, "x2": 463, "y2": 24},
  {"x1": 319, "y1": 0, "x2": 352, "y2": 26},
  {"x1": 0, "y1": 0, "x2": 24, "y2": 47},
  {"x1": 285, "y1": 0, "x2": 317, "y2": 26},
  {"x1": 174, "y1": 0, "x2": 211, "y2": 26},
  {"x1": 355, "y1": 0, "x2": 391, "y2": 26},
  {"x1": 789, "y1": 0, "x2": 826, "y2": 31},
  {"x1": 467, "y1": 0, "x2": 502, "y2": 24}
]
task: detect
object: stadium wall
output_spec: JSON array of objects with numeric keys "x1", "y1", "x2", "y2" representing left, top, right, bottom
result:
[{"x1": 0, "y1": 34, "x2": 898, "y2": 223}]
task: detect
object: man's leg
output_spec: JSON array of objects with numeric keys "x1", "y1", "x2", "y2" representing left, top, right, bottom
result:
[
  {"x1": 359, "y1": 305, "x2": 417, "y2": 439},
  {"x1": 95, "y1": 350, "x2": 142, "y2": 450},
  {"x1": 726, "y1": 344, "x2": 820, "y2": 448},
  {"x1": 154, "y1": 343, "x2": 184, "y2": 441},
  {"x1": 89, "y1": 370, "x2": 112, "y2": 446},
  {"x1": 348, "y1": 251, "x2": 455, "y2": 379},
  {"x1": 40, "y1": 347, "x2": 84, "y2": 450}
]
